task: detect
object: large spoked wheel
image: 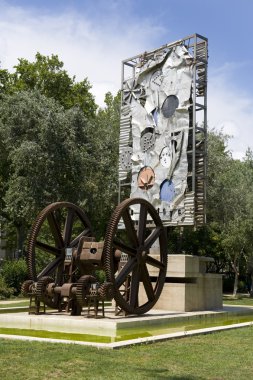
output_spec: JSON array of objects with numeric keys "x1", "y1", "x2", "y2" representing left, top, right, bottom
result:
[
  {"x1": 27, "y1": 202, "x2": 93, "y2": 284},
  {"x1": 103, "y1": 198, "x2": 167, "y2": 315}
]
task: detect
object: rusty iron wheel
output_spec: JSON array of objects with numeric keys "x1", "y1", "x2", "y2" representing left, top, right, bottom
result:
[
  {"x1": 36, "y1": 275, "x2": 58, "y2": 308},
  {"x1": 27, "y1": 202, "x2": 93, "y2": 284},
  {"x1": 103, "y1": 198, "x2": 167, "y2": 315},
  {"x1": 76, "y1": 275, "x2": 96, "y2": 306},
  {"x1": 21, "y1": 280, "x2": 34, "y2": 297}
]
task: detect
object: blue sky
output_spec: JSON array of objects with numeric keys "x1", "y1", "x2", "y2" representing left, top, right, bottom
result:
[{"x1": 0, "y1": 0, "x2": 253, "y2": 158}]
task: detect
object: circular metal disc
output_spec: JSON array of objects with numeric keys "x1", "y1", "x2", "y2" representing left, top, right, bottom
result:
[
  {"x1": 140, "y1": 128, "x2": 155, "y2": 153},
  {"x1": 120, "y1": 147, "x2": 132, "y2": 170},
  {"x1": 161, "y1": 95, "x2": 179, "y2": 118},
  {"x1": 137, "y1": 167, "x2": 155, "y2": 190},
  {"x1": 159, "y1": 146, "x2": 172, "y2": 168}
]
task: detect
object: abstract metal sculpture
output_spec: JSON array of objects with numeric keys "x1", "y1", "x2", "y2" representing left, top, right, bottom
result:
[{"x1": 22, "y1": 34, "x2": 208, "y2": 317}]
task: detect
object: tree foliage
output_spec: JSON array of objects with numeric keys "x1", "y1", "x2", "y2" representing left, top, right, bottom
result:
[
  {"x1": 207, "y1": 138, "x2": 253, "y2": 294},
  {"x1": 83, "y1": 91, "x2": 120, "y2": 238},
  {"x1": 0, "y1": 53, "x2": 97, "y2": 119},
  {"x1": 0, "y1": 259, "x2": 28, "y2": 295},
  {"x1": 0, "y1": 90, "x2": 92, "y2": 252},
  {"x1": 0, "y1": 275, "x2": 14, "y2": 299}
]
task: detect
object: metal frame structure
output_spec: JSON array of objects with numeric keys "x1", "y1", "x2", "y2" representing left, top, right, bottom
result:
[{"x1": 118, "y1": 33, "x2": 208, "y2": 227}]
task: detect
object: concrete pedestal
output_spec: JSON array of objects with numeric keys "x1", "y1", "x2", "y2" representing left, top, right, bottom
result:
[{"x1": 143, "y1": 254, "x2": 223, "y2": 312}]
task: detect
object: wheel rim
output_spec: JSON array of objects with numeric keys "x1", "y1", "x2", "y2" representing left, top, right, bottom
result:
[
  {"x1": 103, "y1": 198, "x2": 167, "y2": 314},
  {"x1": 27, "y1": 202, "x2": 93, "y2": 283}
]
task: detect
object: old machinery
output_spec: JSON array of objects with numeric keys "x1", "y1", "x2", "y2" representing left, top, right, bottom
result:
[{"x1": 22, "y1": 199, "x2": 167, "y2": 316}]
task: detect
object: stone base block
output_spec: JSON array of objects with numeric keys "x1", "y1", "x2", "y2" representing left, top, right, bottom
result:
[
  {"x1": 141, "y1": 254, "x2": 223, "y2": 312},
  {"x1": 152, "y1": 274, "x2": 222, "y2": 312}
]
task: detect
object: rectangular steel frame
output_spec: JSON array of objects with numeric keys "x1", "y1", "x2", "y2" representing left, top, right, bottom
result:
[{"x1": 118, "y1": 34, "x2": 208, "y2": 227}]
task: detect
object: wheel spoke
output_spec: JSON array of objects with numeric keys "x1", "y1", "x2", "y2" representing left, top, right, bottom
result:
[
  {"x1": 115, "y1": 257, "x2": 137, "y2": 288},
  {"x1": 129, "y1": 266, "x2": 140, "y2": 308},
  {"x1": 146, "y1": 255, "x2": 166, "y2": 270},
  {"x1": 138, "y1": 203, "x2": 147, "y2": 245},
  {"x1": 37, "y1": 255, "x2": 64, "y2": 279},
  {"x1": 122, "y1": 209, "x2": 139, "y2": 248},
  {"x1": 63, "y1": 208, "x2": 75, "y2": 246},
  {"x1": 35, "y1": 241, "x2": 62, "y2": 256},
  {"x1": 141, "y1": 262, "x2": 155, "y2": 301},
  {"x1": 69, "y1": 228, "x2": 91, "y2": 248},
  {"x1": 28, "y1": 202, "x2": 93, "y2": 282},
  {"x1": 144, "y1": 226, "x2": 162, "y2": 251},
  {"x1": 113, "y1": 238, "x2": 136, "y2": 257},
  {"x1": 103, "y1": 197, "x2": 167, "y2": 315},
  {"x1": 47, "y1": 212, "x2": 64, "y2": 248}
]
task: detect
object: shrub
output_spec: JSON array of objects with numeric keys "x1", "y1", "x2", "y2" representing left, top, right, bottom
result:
[
  {"x1": 94, "y1": 269, "x2": 106, "y2": 284},
  {"x1": 0, "y1": 275, "x2": 14, "y2": 299},
  {"x1": 1, "y1": 259, "x2": 28, "y2": 295}
]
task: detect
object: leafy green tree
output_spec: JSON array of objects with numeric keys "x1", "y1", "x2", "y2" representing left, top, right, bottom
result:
[
  {"x1": 206, "y1": 129, "x2": 232, "y2": 224},
  {"x1": 84, "y1": 92, "x2": 121, "y2": 238},
  {"x1": 0, "y1": 90, "x2": 92, "y2": 253},
  {"x1": 0, "y1": 67, "x2": 10, "y2": 94},
  {"x1": 206, "y1": 131, "x2": 253, "y2": 295},
  {"x1": 171, "y1": 129, "x2": 253, "y2": 295},
  {"x1": 0, "y1": 53, "x2": 97, "y2": 119}
]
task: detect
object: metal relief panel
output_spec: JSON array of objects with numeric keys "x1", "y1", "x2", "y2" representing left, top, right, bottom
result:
[{"x1": 119, "y1": 34, "x2": 208, "y2": 226}]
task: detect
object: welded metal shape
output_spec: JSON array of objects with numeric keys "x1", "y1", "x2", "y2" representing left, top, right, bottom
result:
[
  {"x1": 140, "y1": 127, "x2": 156, "y2": 153},
  {"x1": 137, "y1": 166, "x2": 155, "y2": 190},
  {"x1": 120, "y1": 147, "x2": 133, "y2": 170},
  {"x1": 119, "y1": 34, "x2": 208, "y2": 227},
  {"x1": 161, "y1": 95, "x2": 179, "y2": 118}
]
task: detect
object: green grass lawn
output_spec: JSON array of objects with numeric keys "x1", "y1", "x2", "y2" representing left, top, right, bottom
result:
[
  {"x1": 0, "y1": 296, "x2": 253, "y2": 379},
  {"x1": 0, "y1": 327, "x2": 253, "y2": 380},
  {"x1": 223, "y1": 294, "x2": 253, "y2": 306},
  {"x1": 0, "y1": 300, "x2": 29, "y2": 309}
]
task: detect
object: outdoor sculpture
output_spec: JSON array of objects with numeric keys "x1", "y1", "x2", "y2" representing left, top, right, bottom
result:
[{"x1": 22, "y1": 34, "x2": 208, "y2": 317}]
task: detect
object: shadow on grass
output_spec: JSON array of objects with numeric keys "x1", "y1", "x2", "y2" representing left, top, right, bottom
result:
[{"x1": 132, "y1": 367, "x2": 203, "y2": 380}]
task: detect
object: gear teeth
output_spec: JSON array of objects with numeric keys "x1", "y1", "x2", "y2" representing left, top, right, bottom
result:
[
  {"x1": 21, "y1": 280, "x2": 34, "y2": 297},
  {"x1": 103, "y1": 197, "x2": 168, "y2": 315},
  {"x1": 36, "y1": 276, "x2": 58, "y2": 308},
  {"x1": 36, "y1": 276, "x2": 54, "y2": 299},
  {"x1": 76, "y1": 275, "x2": 96, "y2": 306},
  {"x1": 98, "y1": 282, "x2": 114, "y2": 301},
  {"x1": 26, "y1": 202, "x2": 93, "y2": 280}
]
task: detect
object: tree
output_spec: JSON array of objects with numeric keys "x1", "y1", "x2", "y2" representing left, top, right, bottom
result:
[
  {"x1": 206, "y1": 129, "x2": 232, "y2": 224},
  {"x1": 0, "y1": 90, "x2": 92, "y2": 254},
  {"x1": 0, "y1": 53, "x2": 97, "y2": 119},
  {"x1": 83, "y1": 91, "x2": 121, "y2": 238},
  {"x1": 170, "y1": 129, "x2": 253, "y2": 295},
  {"x1": 0, "y1": 53, "x2": 99, "y2": 257},
  {"x1": 206, "y1": 131, "x2": 253, "y2": 295}
]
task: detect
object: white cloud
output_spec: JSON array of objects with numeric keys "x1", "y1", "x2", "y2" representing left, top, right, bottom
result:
[
  {"x1": 208, "y1": 63, "x2": 253, "y2": 159},
  {"x1": 0, "y1": 2, "x2": 166, "y2": 106}
]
